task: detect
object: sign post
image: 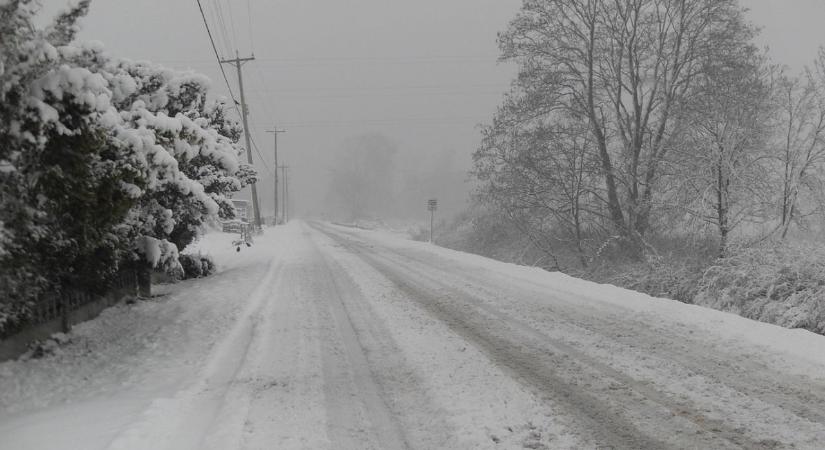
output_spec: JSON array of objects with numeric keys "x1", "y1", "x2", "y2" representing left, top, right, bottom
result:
[{"x1": 427, "y1": 198, "x2": 438, "y2": 243}]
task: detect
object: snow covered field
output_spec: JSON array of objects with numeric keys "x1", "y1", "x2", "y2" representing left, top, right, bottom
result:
[{"x1": 2, "y1": 221, "x2": 825, "y2": 449}]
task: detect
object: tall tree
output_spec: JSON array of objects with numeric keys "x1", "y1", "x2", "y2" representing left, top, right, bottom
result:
[
  {"x1": 496, "y1": 0, "x2": 758, "y2": 241},
  {"x1": 475, "y1": 107, "x2": 600, "y2": 268},
  {"x1": 0, "y1": 0, "x2": 143, "y2": 306},
  {"x1": 774, "y1": 52, "x2": 825, "y2": 238},
  {"x1": 673, "y1": 37, "x2": 773, "y2": 255}
]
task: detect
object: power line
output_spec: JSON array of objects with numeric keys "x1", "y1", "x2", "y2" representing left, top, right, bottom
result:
[
  {"x1": 197, "y1": 0, "x2": 273, "y2": 213},
  {"x1": 250, "y1": 67, "x2": 276, "y2": 120},
  {"x1": 246, "y1": 90, "x2": 504, "y2": 100},
  {"x1": 152, "y1": 55, "x2": 502, "y2": 65},
  {"x1": 246, "y1": 0, "x2": 255, "y2": 53},
  {"x1": 249, "y1": 133, "x2": 274, "y2": 176},
  {"x1": 204, "y1": 2, "x2": 228, "y2": 57},
  {"x1": 255, "y1": 115, "x2": 488, "y2": 127},
  {"x1": 248, "y1": 82, "x2": 508, "y2": 93},
  {"x1": 224, "y1": 0, "x2": 239, "y2": 54},
  {"x1": 212, "y1": 0, "x2": 234, "y2": 56},
  {"x1": 195, "y1": 0, "x2": 238, "y2": 106}
]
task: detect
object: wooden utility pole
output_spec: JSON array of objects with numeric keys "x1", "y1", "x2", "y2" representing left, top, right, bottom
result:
[
  {"x1": 266, "y1": 127, "x2": 286, "y2": 224},
  {"x1": 220, "y1": 51, "x2": 262, "y2": 229},
  {"x1": 279, "y1": 164, "x2": 290, "y2": 222}
]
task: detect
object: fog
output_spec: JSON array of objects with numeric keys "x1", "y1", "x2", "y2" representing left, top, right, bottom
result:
[{"x1": 44, "y1": 0, "x2": 825, "y2": 222}]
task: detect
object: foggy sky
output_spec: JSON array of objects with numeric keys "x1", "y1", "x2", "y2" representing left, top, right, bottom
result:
[{"x1": 42, "y1": 0, "x2": 825, "y2": 220}]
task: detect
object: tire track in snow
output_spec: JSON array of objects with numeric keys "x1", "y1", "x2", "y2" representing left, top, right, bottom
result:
[
  {"x1": 325, "y1": 224, "x2": 825, "y2": 445},
  {"x1": 106, "y1": 256, "x2": 283, "y2": 450},
  {"x1": 314, "y1": 222, "x2": 781, "y2": 449},
  {"x1": 383, "y1": 241, "x2": 825, "y2": 428},
  {"x1": 304, "y1": 228, "x2": 409, "y2": 450},
  {"x1": 309, "y1": 224, "x2": 580, "y2": 449}
]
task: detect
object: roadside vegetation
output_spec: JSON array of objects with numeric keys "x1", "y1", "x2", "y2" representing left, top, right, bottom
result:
[
  {"x1": 0, "y1": 1, "x2": 253, "y2": 334},
  {"x1": 437, "y1": 0, "x2": 825, "y2": 334}
]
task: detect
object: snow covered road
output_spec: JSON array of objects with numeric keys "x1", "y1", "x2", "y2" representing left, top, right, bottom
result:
[{"x1": 3, "y1": 221, "x2": 825, "y2": 449}]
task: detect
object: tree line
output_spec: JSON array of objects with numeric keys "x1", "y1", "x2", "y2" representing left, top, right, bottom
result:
[
  {"x1": 0, "y1": 1, "x2": 254, "y2": 330},
  {"x1": 473, "y1": 0, "x2": 825, "y2": 268}
]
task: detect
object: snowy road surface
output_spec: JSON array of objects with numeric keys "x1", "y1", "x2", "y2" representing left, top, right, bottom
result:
[{"x1": 2, "y1": 221, "x2": 825, "y2": 449}]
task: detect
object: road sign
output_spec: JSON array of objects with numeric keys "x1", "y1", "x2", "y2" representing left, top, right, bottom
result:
[{"x1": 427, "y1": 198, "x2": 438, "y2": 243}]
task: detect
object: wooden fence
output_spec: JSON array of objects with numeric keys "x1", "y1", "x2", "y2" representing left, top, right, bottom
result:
[
  {"x1": 0, "y1": 269, "x2": 139, "y2": 361},
  {"x1": 22, "y1": 270, "x2": 137, "y2": 330}
]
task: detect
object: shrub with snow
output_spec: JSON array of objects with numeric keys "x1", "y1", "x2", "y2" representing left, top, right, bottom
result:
[
  {"x1": 1, "y1": 1, "x2": 140, "y2": 313},
  {"x1": 178, "y1": 253, "x2": 216, "y2": 279},
  {"x1": 695, "y1": 241, "x2": 825, "y2": 334},
  {"x1": 0, "y1": 1, "x2": 253, "y2": 334}
]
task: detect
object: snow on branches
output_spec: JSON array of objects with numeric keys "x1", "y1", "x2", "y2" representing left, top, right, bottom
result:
[{"x1": 0, "y1": 1, "x2": 254, "y2": 324}]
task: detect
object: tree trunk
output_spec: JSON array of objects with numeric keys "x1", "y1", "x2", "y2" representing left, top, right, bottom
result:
[
  {"x1": 716, "y1": 156, "x2": 729, "y2": 258},
  {"x1": 60, "y1": 295, "x2": 70, "y2": 333}
]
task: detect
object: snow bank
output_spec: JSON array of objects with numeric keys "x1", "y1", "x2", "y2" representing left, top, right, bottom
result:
[
  {"x1": 695, "y1": 242, "x2": 825, "y2": 334},
  {"x1": 334, "y1": 224, "x2": 825, "y2": 376},
  {"x1": 0, "y1": 227, "x2": 284, "y2": 449}
]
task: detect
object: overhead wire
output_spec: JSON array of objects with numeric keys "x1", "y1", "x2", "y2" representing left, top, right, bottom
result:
[
  {"x1": 195, "y1": 0, "x2": 238, "y2": 106},
  {"x1": 247, "y1": 90, "x2": 504, "y2": 100},
  {"x1": 246, "y1": 0, "x2": 255, "y2": 53},
  {"x1": 197, "y1": 0, "x2": 274, "y2": 180},
  {"x1": 153, "y1": 55, "x2": 501, "y2": 66},
  {"x1": 249, "y1": 134, "x2": 274, "y2": 176},
  {"x1": 256, "y1": 115, "x2": 490, "y2": 129},
  {"x1": 250, "y1": 66, "x2": 277, "y2": 125},
  {"x1": 211, "y1": 0, "x2": 234, "y2": 56},
  {"x1": 224, "y1": 0, "x2": 240, "y2": 55},
  {"x1": 202, "y1": 4, "x2": 221, "y2": 54}
]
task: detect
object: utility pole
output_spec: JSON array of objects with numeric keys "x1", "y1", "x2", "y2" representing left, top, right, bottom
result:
[
  {"x1": 266, "y1": 127, "x2": 286, "y2": 224},
  {"x1": 279, "y1": 164, "x2": 290, "y2": 222},
  {"x1": 220, "y1": 50, "x2": 262, "y2": 229}
]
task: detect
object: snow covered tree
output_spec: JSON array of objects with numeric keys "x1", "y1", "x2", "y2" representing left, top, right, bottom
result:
[
  {"x1": 495, "y1": 0, "x2": 758, "y2": 242},
  {"x1": 0, "y1": 1, "x2": 254, "y2": 331},
  {"x1": 0, "y1": 0, "x2": 143, "y2": 320},
  {"x1": 773, "y1": 53, "x2": 825, "y2": 238},
  {"x1": 57, "y1": 40, "x2": 255, "y2": 271},
  {"x1": 673, "y1": 37, "x2": 774, "y2": 255},
  {"x1": 474, "y1": 109, "x2": 600, "y2": 268},
  {"x1": 108, "y1": 60, "x2": 254, "y2": 261}
]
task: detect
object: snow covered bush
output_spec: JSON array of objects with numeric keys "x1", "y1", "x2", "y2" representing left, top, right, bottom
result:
[
  {"x1": 60, "y1": 43, "x2": 256, "y2": 270},
  {"x1": 0, "y1": 1, "x2": 253, "y2": 334},
  {"x1": 695, "y1": 241, "x2": 825, "y2": 333},
  {"x1": 178, "y1": 253, "x2": 216, "y2": 279},
  {"x1": 104, "y1": 58, "x2": 254, "y2": 264},
  {"x1": 1, "y1": 0, "x2": 140, "y2": 310},
  {"x1": 604, "y1": 255, "x2": 704, "y2": 304}
]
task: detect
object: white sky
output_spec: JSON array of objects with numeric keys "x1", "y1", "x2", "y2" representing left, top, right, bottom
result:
[{"x1": 40, "y1": 0, "x2": 825, "y2": 218}]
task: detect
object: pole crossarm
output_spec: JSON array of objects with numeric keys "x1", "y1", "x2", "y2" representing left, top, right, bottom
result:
[{"x1": 219, "y1": 56, "x2": 256, "y2": 65}]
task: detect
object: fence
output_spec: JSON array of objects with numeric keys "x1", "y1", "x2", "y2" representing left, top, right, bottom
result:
[
  {"x1": 23, "y1": 270, "x2": 136, "y2": 330},
  {"x1": 0, "y1": 268, "x2": 139, "y2": 361}
]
